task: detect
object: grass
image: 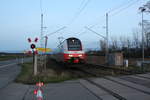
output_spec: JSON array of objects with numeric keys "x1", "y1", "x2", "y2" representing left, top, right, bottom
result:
[
  {"x1": 111, "y1": 64, "x2": 150, "y2": 74},
  {"x1": 15, "y1": 62, "x2": 76, "y2": 84},
  {"x1": 0, "y1": 55, "x2": 28, "y2": 61},
  {"x1": 0, "y1": 55, "x2": 18, "y2": 61}
]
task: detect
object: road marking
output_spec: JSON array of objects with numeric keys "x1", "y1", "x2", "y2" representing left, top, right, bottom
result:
[{"x1": 0, "y1": 63, "x2": 17, "y2": 69}]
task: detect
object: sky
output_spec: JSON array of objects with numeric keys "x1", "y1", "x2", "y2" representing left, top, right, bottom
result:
[{"x1": 0, "y1": 0, "x2": 149, "y2": 52}]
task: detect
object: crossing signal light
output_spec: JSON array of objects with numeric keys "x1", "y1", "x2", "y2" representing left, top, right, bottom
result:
[
  {"x1": 34, "y1": 37, "x2": 38, "y2": 42},
  {"x1": 31, "y1": 44, "x2": 36, "y2": 49},
  {"x1": 28, "y1": 38, "x2": 32, "y2": 43}
]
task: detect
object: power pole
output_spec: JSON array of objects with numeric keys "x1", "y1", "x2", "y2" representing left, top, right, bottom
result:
[
  {"x1": 106, "y1": 13, "x2": 109, "y2": 65},
  {"x1": 142, "y1": 11, "x2": 144, "y2": 64},
  {"x1": 139, "y1": 7, "x2": 146, "y2": 67},
  {"x1": 40, "y1": 13, "x2": 45, "y2": 72},
  {"x1": 41, "y1": 13, "x2": 44, "y2": 48},
  {"x1": 40, "y1": 0, "x2": 44, "y2": 48}
]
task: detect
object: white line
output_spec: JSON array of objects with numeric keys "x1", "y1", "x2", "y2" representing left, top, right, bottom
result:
[{"x1": 0, "y1": 63, "x2": 17, "y2": 69}]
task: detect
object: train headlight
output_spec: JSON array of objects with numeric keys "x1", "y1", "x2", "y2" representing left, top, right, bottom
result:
[
  {"x1": 69, "y1": 54, "x2": 73, "y2": 57},
  {"x1": 79, "y1": 54, "x2": 82, "y2": 57}
]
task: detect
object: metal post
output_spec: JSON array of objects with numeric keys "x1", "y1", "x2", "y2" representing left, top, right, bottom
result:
[
  {"x1": 106, "y1": 13, "x2": 109, "y2": 65},
  {"x1": 34, "y1": 54, "x2": 38, "y2": 76},
  {"x1": 142, "y1": 11, "x2": 144, "y2": 64},
  {"x1": 32, "y1": 50, "x2": 37, "y2": 76},
  {"x1": 33, "y1": 50, "x2": 35, "y2": 75},
  {"x1": 40, "y1": 13, "x2": 45, "y2": 72},
  {"x1": 139, "y1": 7, "x2": 146, "y2": 69},
  {"x1": 41, "y1": 13, "x2": 43, "y2": 46},
  {"x1": 44, "y1": 36, "x2": 48, "y2": 71}
]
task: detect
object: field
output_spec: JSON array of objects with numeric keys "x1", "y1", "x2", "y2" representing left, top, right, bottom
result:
[{"x1": 0, "y1": 55, "x2": 21, "y2": 61}]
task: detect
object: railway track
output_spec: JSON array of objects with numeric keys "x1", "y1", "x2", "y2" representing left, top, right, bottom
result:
[
  {"x1": 50, "y1": 56, "x2": 145, "y2": 78},
  {"x1": 65, "y1": 63, "x2": 137, "y2": 77},
  {"x1": 49, "y1": 57, "x2": 144, "y2": 76},
  {"x1": 84, "y1": 79, "x2": 127, "y2": 100},
  {"x1": 64, "y1": 65, "x2": 127, "y2": 100},
  {"x1": 66, "y1": 65, "x2": 129, "y2": 100},
  {"x1": 70, "y1": 65, "x2": 150, "y2": 100},
  {"x1": 84, "y1": 63, "x2": 141, "y2": 74},
  {"x1": 48, "y1": 59, "x2": 150, "y2": 100}
]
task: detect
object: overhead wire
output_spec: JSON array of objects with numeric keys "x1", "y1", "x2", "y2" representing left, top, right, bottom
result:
[
  {"x1": 76, "y1": 0, "x2": 132, "y2": 34},
  {"x1": 68, "y1": 0, "x2": 91, "y2": 26},
  {"x1": 77, "y1": 0, "x2": 143, "y2": 37},
  {"x1": 110, "y1": 0, "x2": 143, "y2": 16},
  {"x1": 89, "y1": 0, "x2": 136, "y2": 29},
  {"x1": 40, "y1": 0, "x2": 43, "y2": 14},
  {"x1": 77, "y1": 0, "x2": 133, "y2": 36},
  {"x1": 107, "y1": 0, "x2": 134, "y2": 13},
  {"x1": 78, "y1": 0, "x2": 87, "y2": 10}
]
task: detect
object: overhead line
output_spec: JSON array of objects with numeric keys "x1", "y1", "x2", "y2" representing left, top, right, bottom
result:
[
  {"x1": 68, "y1": 0, "x2": 91, "y2": 26},
  {"x1": 71, "y1": 0, "x2": 143, "y2": 38},
  {"x1": 44, "y1": 26, "x2": 66, "y2": 37},
  {"x1": 110, "y1": 0, "x2": 143, "y2": 16},
  {"x1": 87, "y1": 0, "x2": 143, "y2": 30},
  {"x1": 107, "y1": 0, "x2": 134, "y2": 13},
  {"x1": 40, "y1": 0, "x2": 43, "y2": 14},
  {"x1": 89, "y1": 0, "x2": 135, "y2": 29},
  {"x1": 78, "y1": 0, "x2": 87, "y2": 10}
]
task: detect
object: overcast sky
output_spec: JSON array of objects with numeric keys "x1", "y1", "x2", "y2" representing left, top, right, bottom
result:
[{"x1": 0, "y1": 0, "x2": 149, "y2": 52}]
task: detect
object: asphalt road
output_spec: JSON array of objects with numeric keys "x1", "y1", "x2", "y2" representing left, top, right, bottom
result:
[
  {"x1": 0, "y1": 58, "x2": 31, "y2": 89},
  {"x1": 0, "y1": 58, "x2": 32, "y2": 100}
]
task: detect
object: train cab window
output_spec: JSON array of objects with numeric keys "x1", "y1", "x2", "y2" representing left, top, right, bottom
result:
[{"x1": 67, "y1": 38, "x2": 82, "y2": 51}]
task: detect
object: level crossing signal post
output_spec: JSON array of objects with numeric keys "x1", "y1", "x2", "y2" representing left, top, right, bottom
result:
[
  {"x1": 44, "y1": 36, "x2": 48, "y2": 71},
  {"x1": 28, "y1": 38, "x2": 38, "y2": 76}
]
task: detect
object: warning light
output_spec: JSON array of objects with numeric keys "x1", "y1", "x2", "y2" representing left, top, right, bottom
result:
[
  {"x1": 34, "y1": 37, "x2": 38, "y2": 42},
  {"x1": 31, "y1": 44, "x2": 36, "y2": 49},
  {"x1": 34, "y1": 90, "x2": 37, "y2": 95},
  {"x1": 41, "y1": 82, "x2": 44, "y2": 86},
  {"x1": 28, "y1": 38, "x2": 32, "y2": 43},
  {"x1": 36, "y1": 82, "x2": 44, "y2": 87},
  {"x1": 34, "y1": 50, "x2": 38, "y2": 54},
  {"x1": 28, "y1": 51, "x2": 32, "y2": 54}
]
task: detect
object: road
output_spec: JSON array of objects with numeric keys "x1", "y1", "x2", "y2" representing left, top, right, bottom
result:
[
  {"x1": 0, "y1": 58, "x2": 31, "y2": 88},
  {"x1": 0, "y1": 58, "x2": 32, "y2": 100},
  {"x1": 0, "y1": 59, "x2": 150, "y2": 100}
]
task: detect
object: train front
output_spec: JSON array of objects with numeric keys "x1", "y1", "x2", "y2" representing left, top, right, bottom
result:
[{"x1": 64, "y1": 38, "x2": 85, "y2": 63}]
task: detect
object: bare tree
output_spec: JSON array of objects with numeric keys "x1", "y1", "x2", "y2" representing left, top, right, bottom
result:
[
  {"x1": 143, "y1": 20, "x2": 150, "y2": 48},
  {"x1": 120, "y1": 36, "x2": 127, "y2": 49},
  {"x1": 100, "y1": 40, "x2": 106, "y2": 52},
  {"x1": 144, "y1": 1, "x2": 150, "y2": 11},
  {"x1": 126, "y1": 38, "x2": 131, "y2": 49},
  {"x1": 132, "y1": 29, "x2": 141, "y2": 48},
  {"x1": 110, "y1": 37, "x2": 118, "y2": 51}
]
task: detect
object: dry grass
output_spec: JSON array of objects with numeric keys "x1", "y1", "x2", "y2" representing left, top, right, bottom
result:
[{"x1": 15, "y1": 62, "x2": 75, "y2": 84}]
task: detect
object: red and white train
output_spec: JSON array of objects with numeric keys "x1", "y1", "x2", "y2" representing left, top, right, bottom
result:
[{"x1": 52, "y1": 37, "x2": 86, "y2": 63}]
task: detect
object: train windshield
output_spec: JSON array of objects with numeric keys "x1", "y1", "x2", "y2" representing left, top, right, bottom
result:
[{"x1": 67, "y1": 38, "x2": 82, "y2": 51}]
